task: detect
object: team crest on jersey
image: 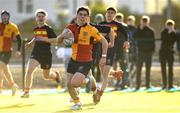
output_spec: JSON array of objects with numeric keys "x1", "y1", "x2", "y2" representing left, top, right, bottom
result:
[
  {"x1": 83, "y1": 32, "x2": 88, "y2": 38},
  {"x1": 7, "y1": 28, "x2": 11, "y2": 32}
]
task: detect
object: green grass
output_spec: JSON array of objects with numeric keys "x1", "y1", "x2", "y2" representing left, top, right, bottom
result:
[{"x1": 0, "y1": 89, "x2": 180, "y2": 113}]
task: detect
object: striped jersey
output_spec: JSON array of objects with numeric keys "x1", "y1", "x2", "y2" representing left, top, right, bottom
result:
[
  {"x1": 32, "y1": 24, "x2": 56, "y2": 53},
  {"x1": 66, "y1": 23, "x2": 103, "y2": 62}
]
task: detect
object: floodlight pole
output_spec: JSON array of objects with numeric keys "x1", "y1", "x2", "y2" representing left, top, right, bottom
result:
[
  {"x1": 22, "y1": 39, "x2": 26, "y2": 91},
  {"x1": 73, "y1": 0, "x2": 77, "y2": 14},
  {"x1": 167, "y1": 0, "x2": 172, "y2": 19}
]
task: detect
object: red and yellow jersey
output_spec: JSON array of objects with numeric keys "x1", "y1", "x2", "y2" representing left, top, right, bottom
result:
[
  {"x1": 66, "y1": 23, "x2": 102, "y2": 62},
  {"x1": 0, "y1": 22, "x2": 20, "y2": 52}
]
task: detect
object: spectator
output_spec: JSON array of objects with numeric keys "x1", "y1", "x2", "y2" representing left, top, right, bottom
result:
[
  {"x1": 115, "y1": 12, "x2": 124, "y2": 23},
  {"x1": 95, "y1": 13, "x2": 104, "y2": 24},
  {"x1": 126, "y1": 15, "x2": 137, "y2": 86},
  {"x1": 159, "y1": 19, "x2": 178, "y2": 90},
  {"x1": 113, "y1": 12, "x2": 130, "y2": 89},
  {"x1": 134, "y1": 16, "x2": 155, "y2": 91}
]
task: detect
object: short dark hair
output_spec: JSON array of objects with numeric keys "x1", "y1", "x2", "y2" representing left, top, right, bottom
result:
[
  {"x1": 77, "y1": 6, "x2": 90, "y2": 16},
  {"x1": 106, "y1": 7, "x2": 117, "y2": 13}
]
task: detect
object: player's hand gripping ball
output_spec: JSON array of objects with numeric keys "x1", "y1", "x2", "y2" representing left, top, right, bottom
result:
[
  {"x1": 62, "y1": 29, "x2": 74, "y2": 46},
  {"x1": 63, "y1": 37, "x2": 74, "y2": 46}
]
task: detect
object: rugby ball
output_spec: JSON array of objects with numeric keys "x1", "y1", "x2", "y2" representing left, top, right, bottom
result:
[{"x1": 63, "y1": 38, "x2": 74, "y2": 46}]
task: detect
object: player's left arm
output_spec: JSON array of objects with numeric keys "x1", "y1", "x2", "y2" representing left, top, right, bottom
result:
[
  {"x1": 13, "y1": 25, "x2": 22, "y2": 58},
  {"x1": 93, "y1": 28, "x2": 108, "y2": 66},
  {"x1": 99, "y1": 36, "x2": 108, "y2": 67},
  {"x1": 100, "y1": 36, "x2": 108, "y2": 57}
]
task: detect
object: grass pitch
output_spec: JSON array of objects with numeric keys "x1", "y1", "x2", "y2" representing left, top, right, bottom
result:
[
  {"x1": 0, "y1": 65, "x2": 179, "y2": 113},
  {"x1": 0, "y1": 89, "x2": 180, "y2": 113}
]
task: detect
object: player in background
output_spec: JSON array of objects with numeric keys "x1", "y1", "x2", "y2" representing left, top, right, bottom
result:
[
  {"x1": 126, "y1": 15, "x2": 137, "y2": 87},
  {"x1": 90, "y1": 13, "x2": 105, "y2": 84},
  {"x1": 0, "y1": 10, "x2": 21, "y2": 96},
  {"x1": 85, "y1": 13, "x2": 123, "y2": 93},
  {"x1": 113, "y1": 12, "x2": 132, "y2": 89},
  {"x1": 94, "y1": 7, "x2": 129, "y2": 103},
  {"x1": 21, "y1": 9, "x2": 61, "y2": 98}
]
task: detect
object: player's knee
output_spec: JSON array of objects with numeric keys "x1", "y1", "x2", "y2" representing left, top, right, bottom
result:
[
  {"x1": 67, "y1": 81, "x2": 76, "y2": 90},
  {"x1": 67, "y1": 82, "x2": 71, "y2": 88},
  {"x1": 71, "y1": 81, "x2": 77, "y2": 87},
  {"x1": 71, "y1": 80, "x2": 81, "y2": 87}
]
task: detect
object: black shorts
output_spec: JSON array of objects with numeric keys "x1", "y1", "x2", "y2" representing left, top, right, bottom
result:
[
  {"x1": 0, "y1": 52, "x2": 12, "y2": 64},
  {"x1": 30, "y1": 52, "x2": 52, "y2": 69},
  {"x1": 106, "y1": 47, "x2": 115, "y2": 66},
  {"x1": 67, "y1": 58, "x2": 92, "y2": 76}
]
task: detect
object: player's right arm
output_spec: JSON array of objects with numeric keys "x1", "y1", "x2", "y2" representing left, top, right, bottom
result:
[
  {"x1": 56, "y1": 29, "x2": 73, "y2": 43},
  {"x1": 25, "y1": 38, "x2": 35, "y2": 48},
  {"x1": 37, "y1": 28, "x2": 73, "y2": 44}
]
